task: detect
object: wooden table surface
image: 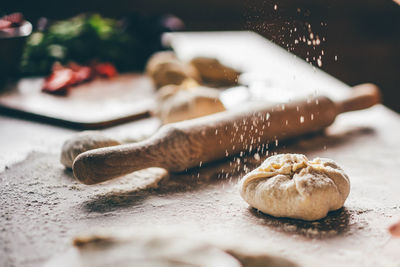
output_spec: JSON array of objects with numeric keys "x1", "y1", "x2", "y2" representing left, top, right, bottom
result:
[{"x1": 1, "y1": 32, "x2": 399, "y2": 267}]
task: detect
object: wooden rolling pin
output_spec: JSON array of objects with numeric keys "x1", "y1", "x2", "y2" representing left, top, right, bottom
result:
[{"x1": 73, "y1": 83, "x2": 380, "y2": 184}]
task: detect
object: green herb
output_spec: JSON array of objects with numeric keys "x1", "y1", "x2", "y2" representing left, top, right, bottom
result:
[{"x1": 21, "y1": 13, "x2": 160, "y2": 76}]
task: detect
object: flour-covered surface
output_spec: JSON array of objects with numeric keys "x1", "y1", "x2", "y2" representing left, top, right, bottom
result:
[
  {"x1": 1, "y1": 105, "x2": 400, "y2": 267},
  {"x1": 45, "y1": 229, "x2": 298, "y2": 267}
]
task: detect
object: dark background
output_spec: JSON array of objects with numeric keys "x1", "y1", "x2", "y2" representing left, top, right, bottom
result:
[{"x1": 5, "y1": 0, "x2": 400, "y2": 112}]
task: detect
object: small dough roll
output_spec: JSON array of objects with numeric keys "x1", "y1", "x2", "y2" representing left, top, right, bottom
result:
[
  {"x1": 145, "y1": 51, "x2": 177, "y2": 75},
  {"x1": 156, "y1": 86, "x2": 226, "y2": 124},
  {"x1": 239, "y1": 154, "x2": 350, "y2": 221},
  {"x1": 146, "y1": 51, "x2": 200, "y2": 88},
  {"x1": 190, "y1": 57, "x2": 240, "y2": 87},
  {"x1": 60, "y1": 131, "x2": 120, "y2": 168}
]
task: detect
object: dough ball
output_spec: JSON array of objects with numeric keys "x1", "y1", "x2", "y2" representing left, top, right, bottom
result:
[
  {"x1": 60, "y1": 131, "x2": 120, "y2": 168},
  {"x1": 239, "y1": 154, "x2": 350, "y2": 221},
  {"x1": 156, "y1": 86, "x2": 226, "y2": 124},
  {"x1": 146, "y1": 51, "x2": 200, "y2": 88},
  {"x1": 156, "y1": 79, "x2": 200, "y2": 102},
  {"x1": 190, "y1": 57, "x2": 240, "y2": 87},
  {"x1": 156, "y1": 84, "x2": 182, "y2": 102},
  {"x1": 145, "y1": 51, "x2": 177, "y2": 75}
]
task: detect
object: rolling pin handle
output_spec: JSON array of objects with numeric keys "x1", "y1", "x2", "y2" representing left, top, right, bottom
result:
[
  {"x1": 335, "y1": 83, "x2": 381, "y2": 114},
  {"x1": 72, "y1": 124, "x2": 191, "y2": 184},
  {"x1": 73, "y1": 138, "x2": 164, "y2": 185}
]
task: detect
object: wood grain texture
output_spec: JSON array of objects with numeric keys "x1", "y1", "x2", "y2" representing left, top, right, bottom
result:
[{"x1": 73, "y1": 84, "x2": 380, "y2": 184}]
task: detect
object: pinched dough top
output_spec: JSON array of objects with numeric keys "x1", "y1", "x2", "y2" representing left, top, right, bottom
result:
[{"x1": 239, "y1": 154, "x2": 350, "y2": 221}]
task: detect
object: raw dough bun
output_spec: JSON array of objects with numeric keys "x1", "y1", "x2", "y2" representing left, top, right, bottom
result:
[
  {"x1": 156, "y1": 84, "x2": 182, "y2": 101},
  {"x1": 156, "y1": 79, "x2": 199, "y2": 101},
  {"x1": 146, "y1": 51, "x2": 200, "y2": 88},
  {"x1": 156, "y1": 86, "x2": 226, "y2": 124},
  {"x1": 60, "y1": 131, "x2": 120, "y2": 168},
  {"x1": 239, "y1": 154, "x2": 350, "y2": 221},
  {"x1": 190, "y1": 57, "x2": 240, "y2": 87},
  {"x1": 145, "y1": 51, "x2": 177, "y2": 75}
]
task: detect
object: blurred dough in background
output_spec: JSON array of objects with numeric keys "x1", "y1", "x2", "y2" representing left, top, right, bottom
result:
[
  {"x1": 146, "y1": 51, "x2": 201, "y2": 88},
  {"x1": 155, "y1": 84, "x2": 226, "y2": 124},
  {"x1": 146, "y1": 51, "x2": 242, "y2": 124},
  {"x1": 45, "y1": 229, "x2": 297, "y2": 267},
  {"x1": 190, "y1": 57, "x2": 240, "y2": 87},
  {"x1": 146, "y1": 51, "x2": 241, "y2": 89}
]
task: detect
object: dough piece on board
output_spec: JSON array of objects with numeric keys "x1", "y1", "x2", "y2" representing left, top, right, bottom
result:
[
  {"x1": 146, "y1": 51, "x2": 200, "y2": 88},
  {"x1": 145, "y1": 51, "x2": 177, "y2": 75},
  {"x1": 239, "y1": 154, "x2": 350, "y2": 221},
  {"x1": 156, "y1": 85, "x2": 226, "y2": 124},
  {"x1": 60, "y1": 131, "x2": 120, "y2": 168},
  {"x1": 190, "y1": 57, "x2": 240, "y2": 87}
]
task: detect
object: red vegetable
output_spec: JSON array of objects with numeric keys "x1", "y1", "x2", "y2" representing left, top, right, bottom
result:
[
  {"x1": 42, "y1": 61, "x2": 118, "y2": 95},
  {"x1": 42, "y1": 68, "x2": 74, "y2": 94},
  {"x1": 1, "y1": 12, "x2": 24, "y2": 27},
  {"x1": 68, "y1": 62, "x2": 92, "y2": 84},
  {"x1": 92, "y1": 62, "x2": 117, "y2": 78},
  {"x1": 389, "y1": 221, "x2": 400, "y2": 237},
  {"x1": 0, "y1": 19, "x2": 12, "y2": 30}
]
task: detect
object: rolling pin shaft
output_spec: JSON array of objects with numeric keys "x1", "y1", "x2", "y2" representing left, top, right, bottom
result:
[{"x1": 73, "y1": 84, "x2": 380, "y2": 184}]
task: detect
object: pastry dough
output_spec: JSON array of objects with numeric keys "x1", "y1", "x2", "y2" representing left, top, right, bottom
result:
[
  {"x1": 45, "y1": 229, "x2": 296, "y2": 267},
  {"x1": 60, "y1": 131, "x2": 120, "y2": 168},
  {"x1": 145, "y1": 51, "x2": 177, "y2": 75},
  {"x1": 146, "y1": 51, "x2": 200, "y2": 88},
  {"x1": 190, "y1": 57, "x2": 240, "y2": 87},
  {"x1": 145, "y1": 52, "x2": 241, "y2": 89},
  {"x1": 156, "y1": 85, "x2": 226, "y2": 124},
  {"x1": 239, "y1": 154, "x2": 350, "y2": 221}
]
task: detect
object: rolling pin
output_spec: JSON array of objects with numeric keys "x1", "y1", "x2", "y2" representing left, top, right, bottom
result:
[{"x1": 73, "y1": 83, "x2": 380, "y2": 184}]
